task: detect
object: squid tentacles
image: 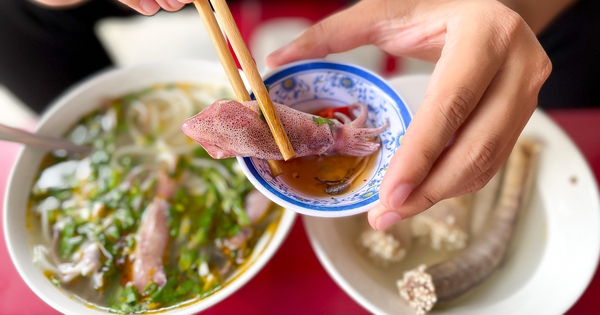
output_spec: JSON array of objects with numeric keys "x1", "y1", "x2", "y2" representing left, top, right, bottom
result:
[{"x1": 181, "y1": 100, "x2": 388, "y2": 160}]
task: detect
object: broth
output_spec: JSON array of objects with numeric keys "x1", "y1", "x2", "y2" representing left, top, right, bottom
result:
[
  {"x1": 278, "y1": 105, "x2": 380, "y2": 196},
  {"x1": 279, "y1": 153, "x2": 377, "y2": 196},
  {"x1": 27, "y1": 84, "x2": 283, "y2": 314}
]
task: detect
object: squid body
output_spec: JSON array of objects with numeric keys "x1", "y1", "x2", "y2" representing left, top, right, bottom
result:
[{"x1": 181, "y1": 100, "x2": 388, "y2": 160}]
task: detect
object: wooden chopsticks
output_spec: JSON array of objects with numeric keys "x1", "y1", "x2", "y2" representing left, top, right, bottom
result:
[
  {"x1": 193, "y1": 0, "x2": 249, "y2": 102},
  {"x1": 193, "y1": 0, "x2": 295, "y2": 176}
]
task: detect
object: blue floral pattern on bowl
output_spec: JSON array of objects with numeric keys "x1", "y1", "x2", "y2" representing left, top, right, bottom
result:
[{"x1": 237, "y1": 61, "x2": 412, "y2": 217}]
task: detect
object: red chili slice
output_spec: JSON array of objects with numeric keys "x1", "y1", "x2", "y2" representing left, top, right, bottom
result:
[{"x1": 316, "y1": 106, "x2": 351, "y2": 119}]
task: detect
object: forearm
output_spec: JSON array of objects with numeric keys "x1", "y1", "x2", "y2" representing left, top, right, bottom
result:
[
  {"x1": 31, "y1": 0, "x2": 88, "y2": 8},
  {"x1": 500, "y1": 0, "x2": 579, "y2": 34}
]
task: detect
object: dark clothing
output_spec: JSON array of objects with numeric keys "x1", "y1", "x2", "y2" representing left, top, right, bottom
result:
[
  {"x1": 537, "y1": 0, "x2": 600, "y2": 108},
  {"x1": 0, "y1": 0, "x2": 599, "y2": 113},
  {"x1": 0, "y1": 0, "x2": 133, "y2": 113}
]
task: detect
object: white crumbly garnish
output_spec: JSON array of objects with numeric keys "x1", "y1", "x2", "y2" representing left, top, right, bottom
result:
[
  {"x1": 397, "y1": 265, "x2": 437, "y2": 315},
  {"x1": 411, "y1": 215, "x2": 468, "y2": 251},
  {"x1": 358, "y1": 230, "x2": 407, "y2": 266}
]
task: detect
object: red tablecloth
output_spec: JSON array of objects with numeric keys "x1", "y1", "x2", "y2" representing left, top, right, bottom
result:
[{"x1": 1, "y1": 109, "x2": 599, "y2": 315}]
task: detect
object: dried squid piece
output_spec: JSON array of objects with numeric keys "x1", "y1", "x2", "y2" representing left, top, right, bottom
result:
[
  {"x1": 397, "y1": 138, "x2": 541, "y2": 314},
  {"x1": 410, "y1": 194, "x2": 474, "y2": 251},
  {"x1": 132, "y1": 172, "x2": 175, "y2": 293},
  {"x1": 244, "y1": 189, "x2": 272, "y2": 224},
  {"x1": 182, "y1": 101, "x2": 388, "y2": 160},
  {"x1": 358, "y1": 219, "x2": 413, "y2": 266},
  {"x1": 219, "y1": 190, "x2": 274, "y2": 271}
]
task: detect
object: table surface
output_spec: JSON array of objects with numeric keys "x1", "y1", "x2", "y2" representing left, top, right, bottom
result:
[
  {"x1": 2, "y1": 109, "x2": 599, "y2": 315},
  {"x1": 2, "y1": 110, "x2": 599, "y2": 315},
  {"x1": 2, "y1": 2, "x2": 600, "y2": 315}
]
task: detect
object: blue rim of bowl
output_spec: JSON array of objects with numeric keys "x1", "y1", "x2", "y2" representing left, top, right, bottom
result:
[{"x1": 240, "y1": 60, "x2": 411, "y2": 214}]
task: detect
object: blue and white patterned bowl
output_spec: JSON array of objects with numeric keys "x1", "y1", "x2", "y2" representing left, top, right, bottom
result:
[{"x1": 237, "y1": 60, "x2": 412, "y2": 217}]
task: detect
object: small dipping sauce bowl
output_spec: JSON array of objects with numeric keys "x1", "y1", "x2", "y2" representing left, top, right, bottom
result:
[{"x1": 238, "y1": 60, "x2": 412, "y2": 217}]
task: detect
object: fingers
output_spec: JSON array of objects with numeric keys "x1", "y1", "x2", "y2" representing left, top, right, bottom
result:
[
  {"x1": 118, "y1": 0, "x2": 186, "y2": 15},
  {"x1": 155, "y1": 0, "x2": 186, "y2": 11},
  {"x1": 266, "y1": 0, "x2": 383, "y2": 68},
  {"x1": 374, "y1": 13, "x2": 507, "y2": 221},
  {"x1": 32, "y1": 0, "x2": 85, "y2": 7},
  {"x1": 118, "y1": 0, "x2": 158, "y2": 14},
  {"x1": 369, "y1": 9, "x2": 551, "y2": 230},
  {"x1": 452, "y1": 130, "x2": 519, "y2": 197}
]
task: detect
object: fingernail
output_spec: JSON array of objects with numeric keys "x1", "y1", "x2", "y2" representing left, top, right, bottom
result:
[
  {"x1": 267, "y1": 44, "x2": 290, "y2": 64},
  {"x1": 388, "y1": 183, "x2": 413, "y2": 209},
  {"x1": 271, "y1": 44, "x2": 290, "y2": 57},
  {"x1": 140, "y1": 0, "x2": 160, "y2": 14},
  {"x1": 375, "y1": 212, "x2": 401, "y2": 231},
  {"x1": 167, "y1": 0, "x2": 182, "y2": 9}
]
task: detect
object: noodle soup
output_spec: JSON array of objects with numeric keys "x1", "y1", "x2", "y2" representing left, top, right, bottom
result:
[{"x1": 27, "y1": 83, "x2": 283, "y2": 313}]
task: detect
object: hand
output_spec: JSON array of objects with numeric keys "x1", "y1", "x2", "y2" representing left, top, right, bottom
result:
[
  {"x1": 31, "y1": 0, "x2": 191, "y2": 12},
  {"x1": 117, "y1": 0, "x2": 193, "y2": 15},
  {"x1": 266, "y1": 0, "x2": 551, "y2": 230},
  {"x1": 32, "y1": 0, "x2": 88, "y2": 7}
]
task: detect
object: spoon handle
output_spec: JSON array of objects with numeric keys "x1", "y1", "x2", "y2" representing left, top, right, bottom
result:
[{"x1": 0, "y1": 123, "x2": 91, "y2": 154}]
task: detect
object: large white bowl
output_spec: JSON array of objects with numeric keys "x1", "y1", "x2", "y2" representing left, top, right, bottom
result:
[
  {"x1": 3, "y1": 60, "x2": 297, "y2": 315},
  {"x1": 303, "y1": 75, "x2": 600, "y2": 315}
]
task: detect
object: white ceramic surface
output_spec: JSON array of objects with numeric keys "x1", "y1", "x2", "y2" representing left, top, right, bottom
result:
[
  {"x1": 238, "y1": 60, "x2": 413, "y2": 218},
  {"x1": 303, "y1": 74, "x2": 600, "y2": 315},
  {"x1": 3, "y1": 60, "x2": 297, "y2": 315}
]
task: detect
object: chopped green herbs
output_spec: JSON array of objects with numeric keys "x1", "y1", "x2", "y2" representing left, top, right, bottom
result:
[
  {"x1": 312, "y1": 116, "x2": 334, "y2": 126},
  {"x1": 29, "y1": 84, "x2": 282, "y2": 314},
  {"x1": 109, "y1": 284, "x2": 144, "y2": 313}
]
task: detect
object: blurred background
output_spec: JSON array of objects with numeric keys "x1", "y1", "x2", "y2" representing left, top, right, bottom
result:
[
  {"x1": 1, "y1": 1, "x2": 599, "y2": 315},
  {"x1": 0, "y1": 0, "x2": 435, "y2": 128}
]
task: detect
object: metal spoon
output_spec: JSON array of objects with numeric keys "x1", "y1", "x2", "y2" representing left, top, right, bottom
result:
[{"x1": 0, "y1": 123, "x2": 91, "y2": 155}]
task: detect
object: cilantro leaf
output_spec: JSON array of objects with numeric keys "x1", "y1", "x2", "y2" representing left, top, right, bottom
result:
[{"x1": 312, "y1": 116, "x2": 334, "y2": 126}]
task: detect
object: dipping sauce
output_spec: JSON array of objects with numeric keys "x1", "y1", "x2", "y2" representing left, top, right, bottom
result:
[
  {"x1": 278, "y1": 153, "x2": 377, "y2": 196},
  {"x1": 277, "y1": 105, "x2": 379, "y2": 196}
]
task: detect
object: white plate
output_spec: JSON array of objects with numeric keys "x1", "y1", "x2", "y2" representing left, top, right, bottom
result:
[
  {"x1": 303, "y1": 74, "x2": 600, "y2": 314},
  {"x1": 4, "y1": 60, "x2": 297, "y2": 315}
]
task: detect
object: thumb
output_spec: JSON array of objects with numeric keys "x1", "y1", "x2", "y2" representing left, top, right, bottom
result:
[
  {"x1": 368, "y1": 202, "x2": 403, "y2": 231},
  {"x1": 265, "y1": 0, "x2": 384, "y2": 68},
  {"x1": 118, "y1": 0, "x2": 160, "y2": 15}
]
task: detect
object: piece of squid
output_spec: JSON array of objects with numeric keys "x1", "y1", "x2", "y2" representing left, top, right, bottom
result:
[
  {"x1": 181, "y1": 101, "x2": 388, "y2": 160},
  {"x1": 132, "y1": 172, "x2": 175, "y2": 294},
  {"x1": 57, "y1": 241, "x2": 102, "y2": 283},
  {"x1": 396, "y1": 138, "x2": 541, "y2": 315}
]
